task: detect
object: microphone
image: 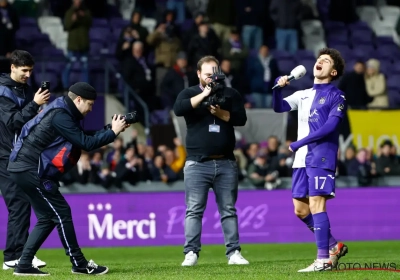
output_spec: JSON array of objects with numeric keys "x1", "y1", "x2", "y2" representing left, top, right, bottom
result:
[{"x1": 272, "y1": 65, "x2": 307, "y2": 90}]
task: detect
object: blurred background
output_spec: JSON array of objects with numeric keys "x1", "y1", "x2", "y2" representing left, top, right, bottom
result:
[{"x1": 1, "y1": 0, "x2": 400, "y2": 192}]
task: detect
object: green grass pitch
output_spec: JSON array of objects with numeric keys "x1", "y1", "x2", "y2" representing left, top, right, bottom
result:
[{"x1": 2, "y1": 241, "x2": 399, "y2": 279}]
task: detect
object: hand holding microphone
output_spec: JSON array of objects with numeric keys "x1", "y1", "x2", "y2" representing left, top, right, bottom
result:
[{"x1": 272, "y1": 65, "x2": 307, "y2": 90}]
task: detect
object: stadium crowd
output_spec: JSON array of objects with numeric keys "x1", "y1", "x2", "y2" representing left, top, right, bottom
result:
[
  {"x1": 1, "y1": 0, "x2": 400, "y2": 109},
  {"x1": 60, "y1": 130, "x2": 400, "y2": 189},
  {"x1": 1, "y1": 0, "x2": 400, "y2": 188}
]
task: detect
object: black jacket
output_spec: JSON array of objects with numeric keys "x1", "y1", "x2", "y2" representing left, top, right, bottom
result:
[
  {"x1": 7, "y1": 96, "x2": 117, "y2": 173},
  {"x1": 0, "y1": 73, "x2": 39, "y2": 163},
  {"x1": 173, "y1": 85, "x2": 247, "y2": 161}
]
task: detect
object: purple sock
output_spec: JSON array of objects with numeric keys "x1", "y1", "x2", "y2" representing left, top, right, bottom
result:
[
  {"x1": 300, "y1": 213, "x2": 338, "y2": 250},
  {"x1": 329, "y1": 233, "x2": 337, "y2": 251},
  {"x1": 301, "y1": 213, "x2": 315, "y2": 232},
  {"x1": 313, "y1": 212, "x2": 330, "y2": 259}
]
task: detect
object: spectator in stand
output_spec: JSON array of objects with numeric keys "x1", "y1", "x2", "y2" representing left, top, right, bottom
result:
[
  {"x1": 120, "y1": 41, "x2": 159, "y2": 113},
  {"x1": 336, "y1": 149, "x2": 347, "y2": 177},
  {"x1": 150, "y1": 154, "x2": 179, "y2": 183},
  {"x1": 269, "y1": 0, "x2": 302, "y2": 53},
  {"x1": 106, "y1": 137, "x2": 124, "y2": 170},
  {"x1": 182, "y1": 12, "x2": 219, "y2": 52},
  {"x1": 220, "y1": 29, "x2": 248, "y2": 73},
  {"x1": 236, "y1": 0, "x2": 266, "y2": 51},
  {"x1": 355, "y1": 148, "x2": 374, "y2": 186},
  {"x1": 166, "y1": 0, "x2": 186, "y2": 25},
  {"x1": 247, "y1": 151, "x2": 281, "y2": 190},
  {"x1": 206, "y1": 0, "x2": 236, "y2": 42},
  {"x1": 163, "y1": 137, "x2": 186, "y2": 175},
  {"x1": 114, "y1": 147, "x2": 146, "y2": 186},
  {"x1": 96, "y1": 164, "x2": 115, "y2": 189},
  {"x1": 62, "y1": 0, "x2": 92, "y2": 90},
  {"x1": 338, "y1": 61, "x2": 371, "y2": 109},
  {"x1": 220, "y1": 59, "x2": 245, "y2": 94},
  {"x1": 0, "y1": 0, "x2": 19, "y2": 60},
  {"x1": 187, "y1": 21, "x2": 220, "y2": 68},
  {"x1": 134, "y1": 0, "x2": 156, "y2": 18},
  {"x1": 143, "y1": 145, "x2": 155, "y2": 174},
  {"x1": 62, "y1": 152, "x2": 94, "y2": 185},
  {"x1": 375, "y1": 140, "x2": 400, "y2": 176},
  {"x1": 343, "y1": 146, "x2": 358, "y2": 176},
  {"x1": 266, "y1": 136, "x2": 280, "y2": 166},
  {"x1": 186, "y1": 0, "x2": 209, "y2": 16},
  {"x1": 147, "y1": 11, "x2": 182, "y2": 95},
  {"x1": 247, "y1": 45, "x2": 280, "y2": 108},
  {"x1": 244, "y1": 142, "x2": 259, "y2": 168},
  {"x1": 365, "y1": 58, "x2": 389, "y2": 109},
  {"x1": 160, "y1": 51, "x2": 197, "y2": 108},
  {"x1": 116, "y1": 10, "x2": 149, "y2": 61}
]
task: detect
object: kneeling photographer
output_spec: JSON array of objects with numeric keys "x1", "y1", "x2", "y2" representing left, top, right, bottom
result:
[
  {"x1": 173, "y1": 56, "x2": 249, "y2": 266},
  {"x1": 6, "y1": 82, "x2": 136, "y2": 276}
]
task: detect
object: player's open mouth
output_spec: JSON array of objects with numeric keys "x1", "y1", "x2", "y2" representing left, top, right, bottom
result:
[{"x1": 316, "y1": 65, "x2": 322, "y2": 70}]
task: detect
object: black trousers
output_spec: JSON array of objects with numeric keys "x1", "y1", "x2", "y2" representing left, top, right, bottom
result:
[
  {"x1": 9, "y1": 170, "x2": 87, "y2": 267},
  {"x1": 0, "y1": 161, "x2": 30, "y2": 262}
]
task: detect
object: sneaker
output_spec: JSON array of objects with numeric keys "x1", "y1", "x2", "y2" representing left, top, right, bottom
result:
[
  {"x1": 228, "y1": 250, "x2": 249, "y2": 265},
  {"x1": 71, "y1": 259, "x2": 108, "y2": 275},
  {"x1": 330, "y1": 242, "x2": 348, "y2": 268},
  {"x1": 3, "y1": 259, "x2": 18, "y2": 270},
  {"x1": 298, "y1": 259, "x2": 332, "y2": 272},
  {"x1": 181, "y1": 251, "x2": 198, "y2": 267},
  {"x1": 32, "y1": 256, "x2": 46, "y2": 268},
  {"x1": 13, "y1": 265, "x2": 50, "y2": 276}
]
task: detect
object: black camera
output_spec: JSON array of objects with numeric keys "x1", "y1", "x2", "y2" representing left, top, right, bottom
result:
[
  {"x1": 104, "y1": 111, "x2": 139, "y2": 130},
  {"x1": 117, "y1": 112, "x2": 139, "y2": 124},
  {"x1": 202, "y1": 66, "x2": 226, "y2": 107}
]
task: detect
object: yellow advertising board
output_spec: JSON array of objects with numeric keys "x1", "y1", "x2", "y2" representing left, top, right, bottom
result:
[{"x1": 346, "y1": 110, "x2": 400, "y2": 152}]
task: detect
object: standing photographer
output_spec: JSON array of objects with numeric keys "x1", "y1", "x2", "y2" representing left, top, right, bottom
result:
[
  {"x1": 173, "y1": 56, "x2": 248, "y2": 266},
  {"x1": 0, "y1": 50, "x2": 48, "y2": 270},
  {"x1": 7, "y1": 82, "x2": 130, "y2": 276}
]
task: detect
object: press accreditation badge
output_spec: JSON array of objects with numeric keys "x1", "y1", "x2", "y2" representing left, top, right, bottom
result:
[{"x1": 209, "y1": 124, "x2": 220, "y2": 133}]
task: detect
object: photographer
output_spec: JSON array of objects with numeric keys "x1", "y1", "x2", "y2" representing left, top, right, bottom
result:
[
  {"x1": 0, "y1": 50, "x2": 48, "y2": 270},
  {"x1": 173, "y1": 55, "x2": 248, "y2": 266},
  {"x1": 7, "y1": 82, "x2": 131, "y2": 276}
]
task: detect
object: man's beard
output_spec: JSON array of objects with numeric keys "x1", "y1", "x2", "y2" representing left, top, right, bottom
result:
[{"x1": 199, "y1": 78, "x2": 207, "y2": 87}]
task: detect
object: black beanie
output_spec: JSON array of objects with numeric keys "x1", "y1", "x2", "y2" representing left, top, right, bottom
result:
[{"x1": 69, "y1": 82, "x2": 97, "y2": 100}]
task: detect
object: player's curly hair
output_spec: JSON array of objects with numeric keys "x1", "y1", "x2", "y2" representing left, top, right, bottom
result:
[{"x1": 318, "y1": 48, "x2": 345, "y2": 81}]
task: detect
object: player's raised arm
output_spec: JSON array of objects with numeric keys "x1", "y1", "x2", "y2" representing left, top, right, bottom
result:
[
  {"x1": 272, "y1": 76, "x2": 297, "y2": 113},
  {"x1": 289, "y1": 93, "x2": 347, "y2": 152}
]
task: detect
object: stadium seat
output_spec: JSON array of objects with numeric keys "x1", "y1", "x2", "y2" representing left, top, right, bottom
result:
[
  {"x1": 348, "y1": 20, "x2": 372, "y2": 32},
  {"x1": 324, "y1": 21, "x2": 346, "y2": 31},
  {"x1": 356, "y1": 6, "x2": 380, "y2": 23},
  {"x1": 376, "y1": 6, "x2": 400, "y2": 28},
  {"x1": 271, "y1": 50, "x2": 293, "y2": 60},
  {"x1": 19, "y1": 17, "x2": 37, "y2": 26},
  {"x1": 92, "y1": 18, "x2": 109, "y2": 28},
  {"x1": 375, "y1": 44, "x2": 400, "y2": 60},
  {"x1": 352, "y1": 44, "x2": 375, "y2": 60},
  {"x1": 38, "y1": 16, "x2": 62, "y2": 31},
  {"x1": 327, "y1": 34, "x2": 349, "y2": 45},
  {"x1": 141, "y1": 17, "x2": 157, "y2": 33},
  {"x1": 301, "y1": 20, "x2": 325, "y2": 38},
  {"x1": 277, "y1": 59, "x2": 297, "y2": 74},
  {"x1": 295, "y1": 49, "x2": 316, "y2": 60}
]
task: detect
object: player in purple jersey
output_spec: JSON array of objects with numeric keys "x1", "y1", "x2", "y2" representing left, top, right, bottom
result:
[{"x1": 272, "y1": 48, "x2": 348, "y2": 272}]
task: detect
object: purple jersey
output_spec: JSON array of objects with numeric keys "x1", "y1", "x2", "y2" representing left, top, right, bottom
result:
[{"x1": 284, "y1": 83, "x2": 347, "y2": 172}]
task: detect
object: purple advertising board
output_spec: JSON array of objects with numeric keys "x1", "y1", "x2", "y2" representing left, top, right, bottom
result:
[{"x1": 0, "y1": 188, "x2": 399, "y2": 249}]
